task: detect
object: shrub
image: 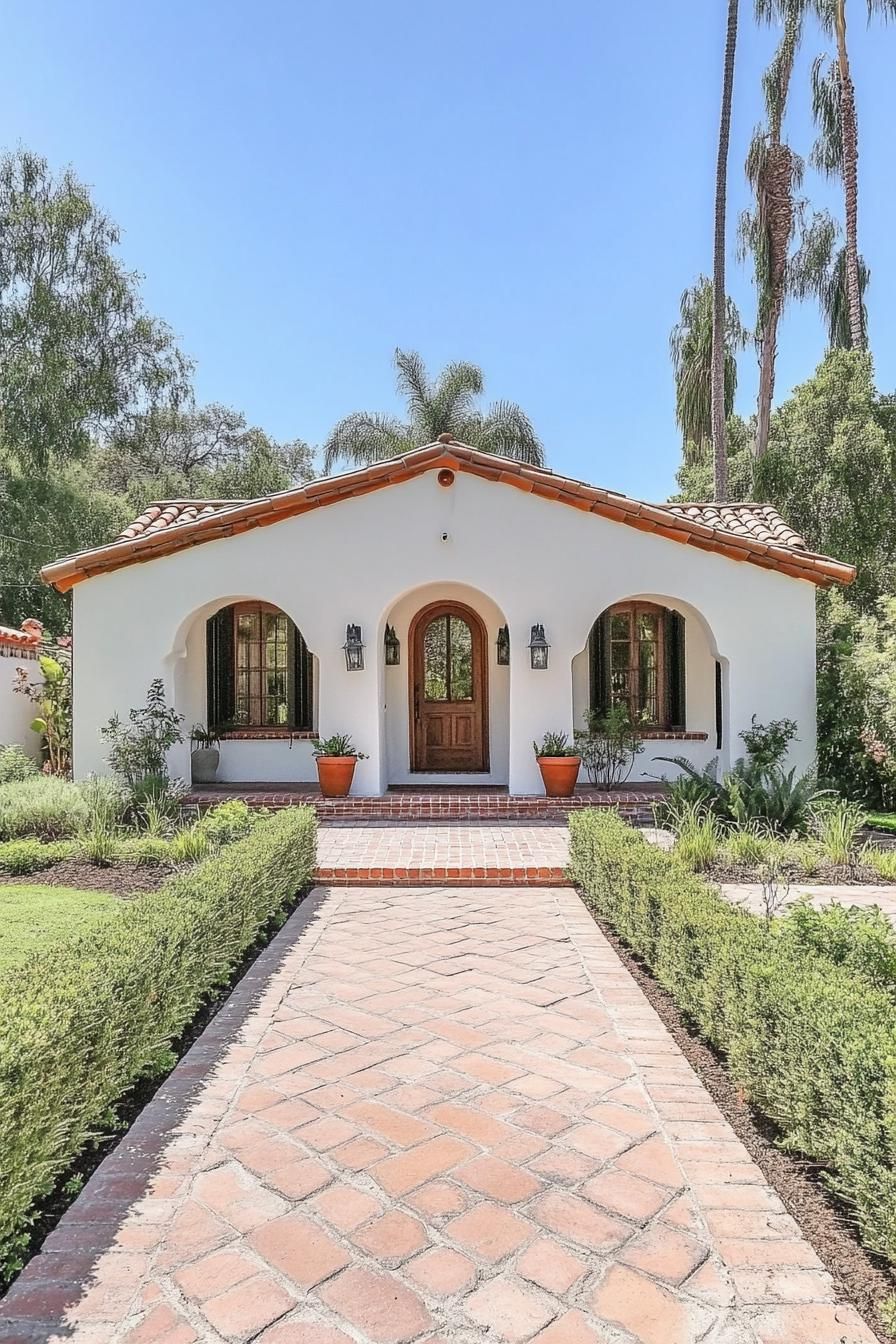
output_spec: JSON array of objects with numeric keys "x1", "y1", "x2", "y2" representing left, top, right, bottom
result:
[
  {"x1": 721, "y1": 821, "x2": 771, "y2": 868},
  {"x1": 168, "y1": 825, "x2": 211, "y2": 864},
  {"x1": 116, "y1": 835, "x2": 174, "y2": 866},
  {"x1": 0, "y1": 840, "x2": 74, "y2": 875},
  {"x1": 574, "y1": 705, "x2": 644, "y2": 788},
  {"x1": 812, "y1": 797, "x2": 867, "y2": 866},
  {"x1": 568, "y1": 809, "x2": 896, "y2": 1264},
  {"x1": 0, "y1": 776, "x2": 87, "y2": 841},
  {"x1": 864, "y1": 847, "x2": 896, "y2": 882},
  {"x1": 663, "y1": 800, "x2": 723, "y2": 872},
  {"x1": 0, "y1": 746, "x2": 37, "y2": 785},
  {"x1": 196, "y1": 800, "x2": 260, "y2": 847},
  {"x1": 101, "y1": 680, "x2": 183, "y2": 792},
  {"x1": 0, "y1": 806, "x2": 316, "y2": 1283},
  {"x1": 13, "y1": 655, "x2": 71, "y2": 776}
]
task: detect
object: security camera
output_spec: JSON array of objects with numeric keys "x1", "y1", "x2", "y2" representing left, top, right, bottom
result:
[{"x1": 441, "y1": 531, "x2": 449, "y2": 542}]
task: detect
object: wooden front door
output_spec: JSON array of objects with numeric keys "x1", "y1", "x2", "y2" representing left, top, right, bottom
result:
[{"x1": 410, "y1": 601, "x2": 488, "y2": 772}]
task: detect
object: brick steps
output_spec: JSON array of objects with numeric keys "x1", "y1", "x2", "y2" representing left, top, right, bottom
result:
[
  {"x1": 184, "y1": 787, "x2": 661, "y2": 826},
  {"x1": 315, "y1": 864, "x2": 571, "y2": 888}
]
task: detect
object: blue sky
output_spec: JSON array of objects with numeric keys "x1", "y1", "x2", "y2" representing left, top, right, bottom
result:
[{"x1": 3, "y1": 1, "x2": 895, "y2": 499}]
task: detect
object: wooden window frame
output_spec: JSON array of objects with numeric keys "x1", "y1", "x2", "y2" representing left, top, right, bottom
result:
[
  {"x1": 232, "y1": 601, "x2": 295, "y2": 730},
  {"x1": 607, "y1": 601, "x2": 667, "y2": 729}
]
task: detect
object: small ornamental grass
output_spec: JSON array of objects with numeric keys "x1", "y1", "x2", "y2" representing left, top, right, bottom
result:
[
  {"x1": 568, "y1": 809, "x2": 896, "y2": 1267},
  {"x1": 0, "y1": 806, "x2": 317, "y2": 1284}
]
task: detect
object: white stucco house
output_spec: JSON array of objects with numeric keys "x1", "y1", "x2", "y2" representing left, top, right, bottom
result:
[{"x1": 41, "y1": 438, "x2": 855, "y2": 796}]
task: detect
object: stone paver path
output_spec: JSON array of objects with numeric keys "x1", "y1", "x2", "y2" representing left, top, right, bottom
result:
[
  {"x1": 1, "y1": 886, "x2": 875, "y2": 1344},
  {"x1": 316, "y1": 824, "x2": 570, "y2": 885},
  {"x1": 723, "y1": 880, "x2": 896, "y2": 926}
]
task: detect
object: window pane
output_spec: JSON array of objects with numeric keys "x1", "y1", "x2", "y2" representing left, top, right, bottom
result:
[
  {"x1": 424, "y1": 617, "x2": 448, "y2": 700},
  {"x1": 449, "y1": 617, "x2": 473, "y2": 700},
  {"x1": 638, "y1": 611, "x2": 659, "y2": 641},
  {"x1": 611, "y1": 641, "x2": 630, "y2": 671},
  {"x1": 610, "y1": 612, "x2": 631, "y2": 641}
]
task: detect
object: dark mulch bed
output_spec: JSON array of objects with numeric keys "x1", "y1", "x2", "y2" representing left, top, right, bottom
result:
[
  {"x1": 5, "y1": 859, "x2": 173, "y2": 894},
  {"x1": 706, "y1": 859, "x2": 894, "y2": 886},
  {"x1": 589, "y1": 911, "x2": 895, "y2": 1343}
]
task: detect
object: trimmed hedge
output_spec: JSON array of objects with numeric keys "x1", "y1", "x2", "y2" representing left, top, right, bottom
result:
[
  {"x1": 0, "y1": 806, "x2": 316, "y2": 1282},
  {"x1": 568, "y1": 809, "x2": 896, "y2": 1266}
]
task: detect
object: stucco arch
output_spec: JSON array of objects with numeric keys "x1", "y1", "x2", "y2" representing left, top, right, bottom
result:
[{"x1": 379, "y1": 580, "x2": 510, "y2": 789}]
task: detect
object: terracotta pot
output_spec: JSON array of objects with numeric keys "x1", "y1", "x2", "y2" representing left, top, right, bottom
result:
[
  {"x1": 316, "y1": 755, "x2": 358, "y2": 798},
  {"x1": 536, "y1": 755, "x2": 581, "y2": 798}
]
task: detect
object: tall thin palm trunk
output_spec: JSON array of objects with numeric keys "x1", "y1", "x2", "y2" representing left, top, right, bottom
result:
[
  {"x1": 834, "y1": 0, "x2": 864, "y2": 347},
  {"x1": 712, "y1": 0, "x2": 739, "y2": 500}
]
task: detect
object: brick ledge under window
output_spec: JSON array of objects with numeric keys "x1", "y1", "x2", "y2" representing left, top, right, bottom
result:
[
  {"x1": 640, "y1": 730, "x2": 708, "y2": 741},
  {"x1": 216, "y1": 729, "x2": 316, "y2": 741}
]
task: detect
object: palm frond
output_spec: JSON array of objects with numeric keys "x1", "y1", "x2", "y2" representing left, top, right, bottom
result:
[
  {"x1": 810, "y1": 55, "x2": 842, "y2": 177},
  {"x1": 393, "y1": 349, "x2": 432, "y2": 424},
  {"x1": 321, "y1": 411, "x2": 412, "y2": 474},
  {"x1": 468, "y1": 401, "x2": 545, "y2": 465},
  {"x1": 788, "y1": 210, "x2": 837, "y2": 300},
  {"x1": 670, "y1": 278, "x2": 747, "y2": 455},
  {"x1": 817, "y1": 245, "x2": 870, "y2": 349},
  {"x1": 425, "y1": 361, "x2": 484, "y2": 439},
  {"x1": 760, "y1": 6, "x2": 802, "y2": 138}
]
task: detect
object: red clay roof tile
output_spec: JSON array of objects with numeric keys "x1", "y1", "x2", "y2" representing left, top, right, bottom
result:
[{"x1": 40, "y1": 441, "x2": 855, "y2": 592}]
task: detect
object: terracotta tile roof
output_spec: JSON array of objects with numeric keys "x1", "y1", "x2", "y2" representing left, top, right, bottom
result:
[
  {"x1": 40, "y1": 439, "x2": 856, "y2": 592},
  {"x1": 665, "y1": 503, "x2": 808, "y2": 552},
  {"x1": 0, "y1": 618, "x2": 44, "y2": 649},
  {"x1": 117, "y1": 500, "x2": 250, "y2": 542}
]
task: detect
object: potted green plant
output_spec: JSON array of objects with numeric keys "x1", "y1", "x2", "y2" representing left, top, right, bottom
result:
[
  {"x1": 313, "y1": 733, "x2": 367, "y2": 797},
  {"x1": 190, "y1": 724, "x2": 221, "y2": 784},
  {"x1": 533, "y1": 731, "x2": 581, "y2": 797}
]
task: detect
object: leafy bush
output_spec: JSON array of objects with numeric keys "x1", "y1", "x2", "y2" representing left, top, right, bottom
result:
[
  {"x1": 168, "y1": 825, "x2": 211, "y2": 864},
  {"x1": 864, "y1": 847, "x2": 896, "y2": 881},
  {"x1": 196, "y1": 800, "x2": 260, "y2": 847},
  {"x1": 721, "y1": 820, "x2": 771, "y2": 867},
  {"x1": 658, "y1": 716, "x2": 824, "y2": 835},
  {"x1": 574, "y1": 705, "x2": 644, "y2": 788},
  {"x1": 0, "y1": 746, "x2": 37, "y2": 785},
  {"x1": 0, "y1": 807, "x2": 317, "y2": 1283},
  {"x1": 101, "y1": 680, "x2": 183, "y2": 792},
  {"x1": 0, "y1": 840, "x2": 74, "y2": 875},
  {"x1": 116, "y1": 835, "x2": 174, "y2": 866},
  {"x1": 568, "y1": 810, "x2": 896, "y2": 1265},
  {"x1": 13, "y1": 655, "x2": 72, "y2": 776},
  {"x1": 0, "y1": 776, "x2": 88, "y2": 841}
]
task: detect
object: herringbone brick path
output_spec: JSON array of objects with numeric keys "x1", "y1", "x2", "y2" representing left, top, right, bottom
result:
[{"x1": 0, "y1": 887, "x2": 874, "y2": 1344}]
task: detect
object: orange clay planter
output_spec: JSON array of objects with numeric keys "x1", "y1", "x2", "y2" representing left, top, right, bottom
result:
[
  {"x1": 315, "y1": 756, "x2": 358, "y2": 798},
  {"x1": 536, "y1": 756, "x2": 581, "y2": 797}
]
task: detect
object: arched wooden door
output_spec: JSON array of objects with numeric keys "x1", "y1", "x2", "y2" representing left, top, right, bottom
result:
[{"x1": 410, "y1": 601, "x2": 489, "y2": 772}]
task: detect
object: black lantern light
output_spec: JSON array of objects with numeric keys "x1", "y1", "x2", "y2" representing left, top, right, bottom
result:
[
  {"x1": 343, "y1": 624, "x2": 365, "y2": 671},
  {"x1": 528, "y1": 623, "x2": 549, "y2": 670},
  {"x1": 496, "y1": 625, "x2": 510, "y2": 666},
  {"x1": 384, "y1": 624, "x2": 400, "y2": 666}
]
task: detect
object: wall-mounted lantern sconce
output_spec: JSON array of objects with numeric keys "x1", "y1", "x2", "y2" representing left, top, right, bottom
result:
[
  {"x1": 496, "y1": 625, "x2": 510, "y2": 666},
  {"x1": 384, "y1": 624, "x2": 400, "y2": 666},
  {"x1": 343, "y1": 624, "x2": 365, "y2": 671},
  {"x1": 528, "y1": 624, "x2": 549, "y2": 670}
]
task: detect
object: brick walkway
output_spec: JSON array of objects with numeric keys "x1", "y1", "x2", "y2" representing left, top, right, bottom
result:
[
  {"x1": 1, "y1": 886, "x2": 874, "y2": 1344},
  {"x1": 316, "y1": 824, "x2": 570, "y2": 886}
]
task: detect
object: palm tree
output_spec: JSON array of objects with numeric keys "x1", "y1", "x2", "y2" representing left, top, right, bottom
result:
[
  {"x1": 322, "y1": 349, "x2": 544, "y2": 474},
  {"x1": 670, "y1": 278, "x2": 748, "y2": 461},
  {"x1": 711, "y1": 0, "x2": 740, "y2": 500},
  {"x1": 817, "y1": 243, "x2": 870, "y2": 347},
  {"x1": 810, "y1": 0, "x2": 896, "y2": 348},
  {"x1": 744, "y1": 1, "x2": 836, "y2": 456}
]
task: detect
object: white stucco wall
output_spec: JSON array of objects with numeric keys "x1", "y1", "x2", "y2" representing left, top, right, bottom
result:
[
  {"x1": 0, "y1": 651, "x2": 43, "y2": 760},
  {"x1": 69, "y1": 468, "x2": 819, "y2": 793}
]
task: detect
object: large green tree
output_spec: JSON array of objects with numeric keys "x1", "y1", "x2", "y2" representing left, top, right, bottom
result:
[
  {"x1": 754, "y1": 349, "x2": 896, "y2": 605},
  {"x1": 322, "y1": 348, "x2": 544, "y2": 474},
  {"x1": 0, "y1": 150, "x2": 190, "y2": 473}
]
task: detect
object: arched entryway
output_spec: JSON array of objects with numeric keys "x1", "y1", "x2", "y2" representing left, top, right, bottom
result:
[{"x1": 409, "y1": 600, "x2": 489, "y2": 772}]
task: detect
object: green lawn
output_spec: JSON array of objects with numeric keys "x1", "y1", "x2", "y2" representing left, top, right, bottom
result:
[
  {"x1": 0, "y1": 885, "x2": 120, "y2": 971},
  {"x1": 865, "y1": 812, "x2": 896, "y2": 834}
]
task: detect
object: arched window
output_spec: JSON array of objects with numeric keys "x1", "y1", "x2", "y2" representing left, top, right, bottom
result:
[
  {"x1": 206, "y1": 603, "x2": 313, "y2": 732},
  {"x1": 588, "y1": 602, "x2": 685, "y2": 730}
]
